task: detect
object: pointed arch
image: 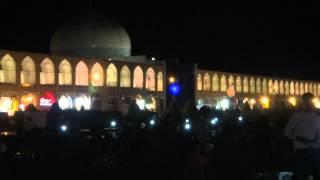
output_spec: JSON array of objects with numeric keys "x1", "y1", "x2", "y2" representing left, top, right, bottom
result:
[
  {"x1": 133, "y1": 66, "x2": 143, "y2": 88},
  {"x1": 309, "y1": 84, "x2": 313, "y2": 94},
  {"x1": 58, "y1": 59, "x2": 72, "y2": 85},
  {"x1": 203, "y1": 73, "x2": 211, "y2": 91},
  {"x1": 145, "y1": 67, "x2": 156, "y2": 91},
  {"x1": 75, "y1": 61, "x2": 88, "y2": 86},
  {"x1": 305, "y1": 83, "x2": 309, "y2": 93},
  {"x1": 91, "y1": 63, "x2": 104, "y2": 86},
  {"x1": 313, "y1": 84, "x2": 317, "y2": 96},
  {"x1": 279, "y1": 80, "x2": 284, "y2": 95},
  {"x1": 262, "y1": 79, "x2": 267, "y2": 95},
  {"x1": 236, "y1": 76, "x2": 242, "y2": 93},
  {"x1": 106, "y1": 63, "x2": 118, "y2": 87},
  {"x1": 120, "y1": 65, "x2": 131, "y2": 88},
  {"x1": 300, "y1": 82, "x2": 305, "y2": 95},
  {"x1": 290, "y1": 81, "x2": 295, "y2": 95},
  {"x1": 256, "y1": 78, "x2": 261, "y2": 94},
  {"x1": 0, "y1": 54, "x2": 16, "y2": 83},
  {"x1": 21, "y1": 56, "x2": 35, "y2": 85},
  {"x1": 243, "y1": 77, "x2": 249, "y2": 93},
  {"x1": 273, "y1": 80, "x2": 279, "y2": 94},
  {"x1": 268, "y1": 80, "x2": 273, "y2": 94},
  {"x1": 197, "y1": 73, "x2": 202, "y2": 90},
  {"x1": 228, "y1": 75, "x2": 234, "y2": 87},
  {"x1": 295, "y1": 82, "x2": 300, "y2": 96},
  {"x1": 212, "y1": 74, "x2": 219, "y2": 91},
  {"x1": 318, "y1": 84, "x2": 320, "y2": 96},
  {"x1": 220, "y1": 75, "x2": 227, "y2": 91},
  {"x1": 250, "y1": 77, "x2": 255, "y2": 94},
  {"x1": 157, "y1": 71, "x2": 163, "y2": 91},
  {"x1": 285, "y1": 81, "x2": 290, "y2": 96},
  {"x1": 40, "y1": 58, "x2": 55, "y2": 84}
]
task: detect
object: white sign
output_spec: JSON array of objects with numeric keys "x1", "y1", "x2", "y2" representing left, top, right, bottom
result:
[{"x1": 40, "y1": 98, "x2": 53, "y2": 106}]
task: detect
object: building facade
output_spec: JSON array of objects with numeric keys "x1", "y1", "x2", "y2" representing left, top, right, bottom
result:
[
  {"x1": 196, "y1": 69, "x2": 320, "y2": 109},
  {"x1": 0, "y1": 50, "x2": 165, "y2": 115}
]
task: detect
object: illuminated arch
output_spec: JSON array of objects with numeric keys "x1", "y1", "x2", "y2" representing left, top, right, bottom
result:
[
  {"x1": 120, "y1": 65, "x2": 131, "y2": 88},
  {"x1": 197, "y1": 73, "x2": 202, "y2": 90},
  {"x1": 273, "y1": 80, "x2": 279, "y2": 94},
  {"x1": 58, "y1": 95, "x2": 73, "y2": 110},
  {"x1": 313, "y1": 84, "x2": 317, "y2": 96},
  {"x1": 262, "y1": 79, "x2": 267, "y2": 94},
  {"x1": 228, "y1": 75, "x2": 234, "y2": 87},
  {"x1": 243, "y1": 77, "x2": 249, "y2": 93},
  {"x1": 106, "y1": 63, "x2": 118, "y2": 87},
  {"x1": 256, "y1": 78, "x2": 261, "y2": 94},
  {"x1": 220, "y1": 75, "x2": 227, "y2": 91},
  {"x1": 212, "y1": 74, "x2": 219, "y2": 91},
  {"x1": 75, "y1": 61, "x2": 88, "y2": 86},
  {"x1": 279, "y1": 81, "x2": 284, "y2": 95},
  {"x1": 268, "y1": 80, "x2": 273, "y2": 94},
  {"x1": 318, "y1": 84, "x2": 320, "y2": 96},
  {"x1": 133, "y1": 66, "x2": 143, "y2": 88},
  {"x1": 40, "y1": 58, "x2": 55, "y2": 84},
  {"x1": 21, "y1": 56, "x2": 35, "y2": 85},
  {"x1": 305, "y1": 83, "x2": 309, "y2": 93},
  {"x1": 91, "y1": 63, "x2": 104, "y2": 86},
  {"x1": 58, "y1": 59, "x2": 72, "y2": 85},
  {"x1": 203, "y1": 73, "x2": 211, "y2": 91},
  {"x1": 236, "y1": 76, "x2": 242, "y2": 92},
  {"x1": 145, "y1": 67, "x2": 156, "y2": 91},
  {"x1": 309, "y1": 84, "x2": 313, "y2": 94},
  {"x1": 295, "y1": 82, "x2": 300, "y2": 96},
  {"x1": 0, "y1": 54, "x2": 16, "y2": 84},
  {"x1": 157, "y1": 71, "x2": 163, "y2": 91},
  {"x1": 290, "y1": 81, "x2": 295, "y2": 95},
  {"x1": 285, "y1": 81, "x2": 290, "y2": 96},
  {"x1": 250, "y1": 77, "x2": 255, "y2": 94},
  {"x1": 300, "y1": 83, "x2": 305, "y2": 95}
]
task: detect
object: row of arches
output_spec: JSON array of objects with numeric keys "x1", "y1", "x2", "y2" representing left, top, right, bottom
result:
[
  {"x1": 197, "y1": 73, "x2": 320, "y2": 96},
  {"x1": 1, "y1": 54, "x2": 164, "y2": 91}
]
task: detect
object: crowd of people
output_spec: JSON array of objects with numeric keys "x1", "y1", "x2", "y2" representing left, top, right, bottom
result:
[{"x1": 1, "y1": 93, "x2": 320, "y2": 180}]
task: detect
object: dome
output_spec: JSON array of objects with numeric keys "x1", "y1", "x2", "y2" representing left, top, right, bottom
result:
[{"x1": 50, "y1": 11, "x2": 131, "y2": 59}]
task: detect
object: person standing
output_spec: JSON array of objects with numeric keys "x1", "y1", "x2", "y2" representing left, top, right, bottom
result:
[{"x1": 284, "y1": 93, "x2": 320, "y2": 180}]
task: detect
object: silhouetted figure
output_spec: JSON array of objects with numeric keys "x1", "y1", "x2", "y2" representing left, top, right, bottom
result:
[
  {"x1": 46, "y1": 102, "x2": 62, "y2": 136},
  {"x1": 284, "y1": 93, "x2": 320, "y2": 180}
]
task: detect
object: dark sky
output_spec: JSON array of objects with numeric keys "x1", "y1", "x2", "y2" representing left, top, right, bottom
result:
[{"x1": 0, "y1": 1, "x2": 319, "y2": 80}]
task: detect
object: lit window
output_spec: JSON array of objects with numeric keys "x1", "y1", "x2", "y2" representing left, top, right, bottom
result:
[
  {"x1": 75, "y1": 61, "x2": 88, "y2": 86},
  {"x1": 0, "y1": 54, "x2": 16, "y2": 84},
  {"x1": 40, "y1": 58, "x2": 55, "y2": 85},
  {"x1": 106, "y1": 63, "x2": 118, "y2": 87}
]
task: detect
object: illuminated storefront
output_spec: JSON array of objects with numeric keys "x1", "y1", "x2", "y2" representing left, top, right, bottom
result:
[
  {"x1": 0, "y1": 97, "x2": 18, "y2": 116},
  {"x1": 20, "y1": 93, "x2": 37, "y2": 111},
  {"x1": 74, "y1": 95, "x2": 91, "y2": 111},
  {"x1": 39, "y1": 92, "x2": 56, "y2": 110},
  {"x1": 58, "y1": 94, "x2": 73, "y2": 110}
]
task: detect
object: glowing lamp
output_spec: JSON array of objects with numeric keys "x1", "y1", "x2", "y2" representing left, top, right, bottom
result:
[{"x1": 169, "y1": 83, "x2": 181, "y2": 96}]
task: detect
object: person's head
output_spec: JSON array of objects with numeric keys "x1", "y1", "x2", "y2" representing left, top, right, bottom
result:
[{"x1": 302, "y1": 93, "x2": 315, "y2": 110}]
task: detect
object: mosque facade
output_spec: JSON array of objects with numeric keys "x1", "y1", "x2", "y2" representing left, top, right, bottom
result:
[{"x1": 0, "y1": 12, "x2": 165, "y2": 115}]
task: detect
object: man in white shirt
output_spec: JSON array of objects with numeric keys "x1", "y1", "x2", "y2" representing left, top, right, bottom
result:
[{"x1": 284, "y1": 93, "x2": 320, "y2": 180}]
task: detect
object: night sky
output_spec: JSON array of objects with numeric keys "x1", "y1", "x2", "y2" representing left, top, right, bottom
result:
[{"x1": 0, "y1": 1, "x2": 319, "y2": 80}]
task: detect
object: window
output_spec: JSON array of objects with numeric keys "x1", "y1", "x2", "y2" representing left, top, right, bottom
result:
[
  {"x1": 220, "y1": 75, "x2": 227, "y2": 91},
  {"x1": 75, "y1": 61, "x2": 88, "y2": 86},
  {"x1": 243, "y1": 77, "x2": 249, "y2": 93},
  {"x1": 21, "y1": 56, "x2": 35, "y2": 85},
  {"x1": 145, "y1": 67, "x2": 155, "y2": 91},
  {"x1": 120, "y1": 65, "x2": 131, "y2": 87},
  {"x1": 236, "y1": 76, "x2": 242, "y2": 92},
  {"x1": 280, "y1": 81, "x2": 284, "y2": 95},
  {"x1": 0, "y1": 54, "x2": 16, "y2": 84},
  {"x1": 256, "y1": 78, "x2": 261, "y2": 94},
  {"x1": 106, "y1": 63, "x2": 118, "y2": 87},
  {"x1": 262, "y1": 79, "x2": 267, "y2": 94},
  {"x1": 250, "y1": 77, "x2": 255, "y2": 94},
  {"x1": 40, "y1": 58, "x2": 55, "y2": 85},
  {"x1": 91, "y1": 63, "x2": 104, "y2": 86},
  {"x1": 157, "y1": 71, "x2": 163, "y2": 91},
  {"x1": 285, "y1": 81, "x2": 290, "y2": 96},
  {"x1": 133, "y1": 66, "x2": 143, "y2": 88},
  {"x1": 203, "y1": 73, "x2": 210, "y2": 91},
  {"x1": 212, "y1": 74, "x2": 219, "y2": 91},
  {"x1": 197, "y1": 74, "x2": 202, "y2": 90},
  {"x1": 58, "y1": 59, "x2": 72, "y2": 85},
  {"x1": 300, "y1": 83, "x2": 304, "y2": 95}
]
